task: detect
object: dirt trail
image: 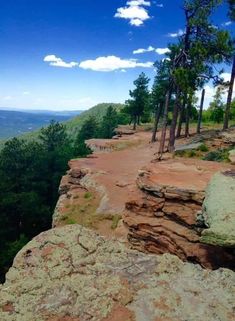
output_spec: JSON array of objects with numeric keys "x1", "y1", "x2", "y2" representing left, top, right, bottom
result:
[
  {"x1": 55, "y1": 127, "x2": 234, "y2": 239},
  {"x1": 76, "y1": 131, "x2": 156, "y2": 214}
]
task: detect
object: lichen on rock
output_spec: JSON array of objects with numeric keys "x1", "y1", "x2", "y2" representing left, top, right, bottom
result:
[
  {"x1": 0, "y1": 225, "x2": 235, "y2": 321},
  {"x1": 201, "y1": 170, "x2": 235, "y2": 247}
]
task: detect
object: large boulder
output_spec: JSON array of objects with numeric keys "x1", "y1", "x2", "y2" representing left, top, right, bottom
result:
[
  {"x1": 201, "y1": 170, "x2": 235, "y2": 247},
  {"x1": 0, "y1": 225, "x2": 235, "y2": 321}
]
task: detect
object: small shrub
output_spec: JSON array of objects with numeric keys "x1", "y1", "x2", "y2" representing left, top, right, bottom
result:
[
  {"x1": 84, "y1": 192, "x2": 92, "y2": 199},
  {"x1": 61, "y1": 215, "x2": 68, "y2": 221},
  {"x1": 175, "y1": 149, "x2": 197, "y2": 158},
  {"x1": 203, "y1": 148, "x2": 231, "y2": 162},
  {"x1": 187, "y1": 150, "x2": 197, "y2": 158},
  {"x1": 198, "y1": 144, "x2": 209, "y2": 152},
  {"x1": 67, "y1": 219, "x2": 77, "y2": 225}
]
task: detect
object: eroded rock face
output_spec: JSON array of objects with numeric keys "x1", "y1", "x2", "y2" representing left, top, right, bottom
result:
[
  {"x1": 1, "y1": 225, "x2": 235, "y2": 321},
  {"x1": 124, "y1": 160, "x2": 235, "y2": 269},
  {"x1": 201, "y1": 170, "x2": 235, "y2": 247}
]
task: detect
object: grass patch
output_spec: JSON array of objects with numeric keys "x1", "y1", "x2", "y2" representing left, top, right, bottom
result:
[
  {"x1": 111, "y1": 214, "x2": 122, "y2": 230},
  {"x1": 202, "y1": 147, "x2": 233, "y2": 162},
  {"x1": 84, "y1": 192, "x2": 93, "y2": 199},
  {"x1": 175, "y1": 149, "x2": 198, "y2": 158},
  {"x1": 67, "y1": 219, "x2": 77, "y2": 225}
]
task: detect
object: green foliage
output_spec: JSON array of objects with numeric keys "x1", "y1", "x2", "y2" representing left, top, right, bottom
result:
[
  {"x1": 198, "y1": 144, "x2": 209, "y2": 152},
  {"x1": 125, "y1": 73, "x2": 150, "y2": 128},
  {"x1": 0, "y1": 235, "x2": 28, "y2": 279},
  {"x1": 203, "y1": 148, "x2": 232, "y2": 162},
  {"x1": 0, "y1": 121, "x2": 74, "y2": 281},
  {"x1": 99, "y1": 106, "x2": 118, "y2": 139},
  {"x1": 84, "y1": 192, "x2": 93, "y2": 199},
  {"x1": 208, "y1": 88, "x2": 225, "y2": 123},
  {"x1": 111, "y1": 215, "x2": 122, "y2": 230},
  {"x1": 230, "y1": 99, "x2": 235, "y2": 120},
  {"x1": 65, "y1": 103, "x2": 124, "y2": 139},
  {"x1": 74, "y1": 116, "x2": 98, "y2": 157},
  {"x1": 67, "y1": 219, "x2": 77, "y2": 225}
]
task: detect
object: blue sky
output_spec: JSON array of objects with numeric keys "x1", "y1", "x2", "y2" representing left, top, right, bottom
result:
[{"x1": 0, "y1": 0, "x2": 233, "y2": 110}]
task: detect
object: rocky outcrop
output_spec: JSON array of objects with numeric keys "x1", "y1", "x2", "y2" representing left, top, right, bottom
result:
[
  {"x1": 175, "y1": 142, "x2": 204, "y2": 153},
  {"x1": 229, "y1": 149, "x2": 235, "y2": 164},
  {"x1": 1, "y1": 225, "x2": 235, "y2": 321},
  {"x1": 221, "y1": 130, "x2": 235, "y2": 144},
  {"x1": 124, "y1": 160, "x2": 235, "y2": 269},
  {"x1": 201, "y1": 170, "x2": 235, "y2": 247},
  {"x1": 53, "y1": 166, "x2": 91, "y2": 227}
]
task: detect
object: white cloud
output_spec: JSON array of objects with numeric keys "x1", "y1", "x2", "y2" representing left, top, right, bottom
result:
[
  {"x1": 156, "y1": 3, "x2": 163, "y2": 7},
  {"x1": 167, "y1": 29, "x2": 184, "y2": 38},
  {"x1": 133, "y1": 46, "x2": 170, "y2": 55},
  {"x1": 44, "y1": 55, "x2": 78, "y2": 68},
  {"x1": 23, "y1": 91, "x2": 30, "y2": 96},
  {"x1": 221, "y1": 72, "x2": 231, "y2": 82},
  {"x1": 155, "y1": 48, "x2": 170, "y2": 55},
  {"x1": 115, "y1": 0, "x2": 151, "y2": 26},
  {"x1": 79, "y1": 55, "x2": 153, "y2": 72},
  {"x1": 196, "y1": 79, "x2": 235, "y2": 109},
  {"x1": 222, "y1": 21, "x2": 232, "y2": 26},
  {"x1": 133, "y1": 46, "x2": 155, "y2": 54}
]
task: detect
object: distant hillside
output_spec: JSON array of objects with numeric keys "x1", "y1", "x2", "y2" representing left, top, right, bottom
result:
[
  {"x1": 0, "y1": 103, "x2": 124, "y2": 148},
  {"x1": 0, "y1": 109, "x2": 82, "y2": 139},
  {"x1": 65, "y1": 103, "x2": 124, "y2": 138}
]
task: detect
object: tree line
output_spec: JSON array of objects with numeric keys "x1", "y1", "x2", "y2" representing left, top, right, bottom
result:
[{"x1": 124, "y1": 0, "x2": 235, "y2": 158}]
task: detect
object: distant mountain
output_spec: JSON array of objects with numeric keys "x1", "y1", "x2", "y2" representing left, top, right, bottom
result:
[
  {"x1": 0, "y1": 109, "x2": 82, "y2": 139},
  {"x1": 0, "y1": 107, "x2": 84, "y2": 116},
  {"x1": 0, "y1": 103, "x2": 124, "y2": 148}
]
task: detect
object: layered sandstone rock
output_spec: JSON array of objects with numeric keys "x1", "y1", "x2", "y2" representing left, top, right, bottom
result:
[
  {"x1": 124, "y1": 160, "x2": 235, "y2": 269},
  {"x1": 201, "y1": 170, "x2": 235, "y2": 247},
  {"x1": 1, "y1": 225, "x2": 235, "y2": 321}
]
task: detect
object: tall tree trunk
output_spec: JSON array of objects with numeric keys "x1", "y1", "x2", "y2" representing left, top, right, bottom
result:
[
  {"x1": 168, "y1": 89, "x2": 181, "y2": 152},
  {"x1": 176, "y1": 95, "x2": 187, "y2": 138},
  {"x1": 176, "y1": 107, "x2": 183, "y2": 138},
  {"x1": 223, "y1": 55, "x2": 235, "y2": 130},
  {"x1": 158, "y1": 91, "x2": 171, "y2": 159},
  {"x1": 197, "y1": 88, "x2": 205, "y2": 134},
  {"x1": 185, "y1": 102, "x2": 190, "y2": 138},
  {"x1": 151, "y1": 104, "x2": 162, "y2": 143},
  {"x1": 133, "y1": 116, "x2": 137, "y2": 130}
]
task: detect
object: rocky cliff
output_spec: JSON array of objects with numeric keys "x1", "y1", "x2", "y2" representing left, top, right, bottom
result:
[
  {"x1": 124, "y1": 159, "x2": 235, "y2": 269},
  {"x1": 1, "y1": 127, "x2": 235, "y2": 321},
  {"x1": 1, "y1": 225, "x2": 235, "y2": 321}
]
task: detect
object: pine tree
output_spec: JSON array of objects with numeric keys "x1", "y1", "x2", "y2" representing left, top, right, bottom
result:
[
  {"x1": 151, "y1": 60, "x2": 170, "y2": 142},
  {"x1": 99, "y1": 106, "x2": 118, "y2": 139},
  {"x1": 127, "y1": 73, "x2": 150, "y2": 130},
  {"x1": 75, "y1": 116, "x2": 98, "y2": 156}
]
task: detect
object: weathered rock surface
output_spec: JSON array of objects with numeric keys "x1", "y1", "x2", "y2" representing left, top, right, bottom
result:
[
  {"x1": 124, "y1": 160, "x2": 235, "y2": 269},
  {"x1": 1, "y1": 225, "x2": 235, "y2": 321},
  {"x1": 175, "y1": 142, "x2": 204, "y2": 153},
  {"x1": 201, "y1": 170, "x2": 235, "y2": 247},
  {"x1": 221, "y1": 130, "x2": 235, "y2": 144},
  {"x1": 229, "y1": 149, "x2": 235, "y2": 165}
]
